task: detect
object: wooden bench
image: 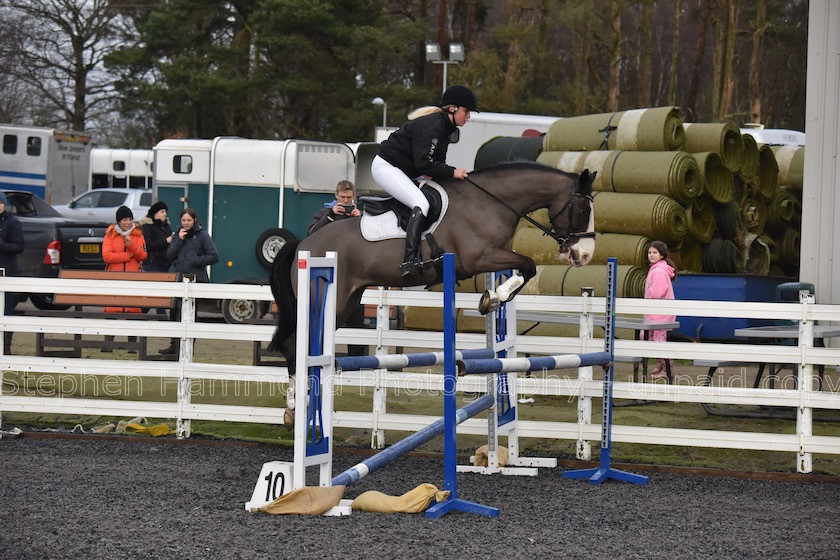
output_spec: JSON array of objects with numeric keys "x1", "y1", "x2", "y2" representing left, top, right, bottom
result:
[{"x1": 36, "y1": 270, "x2": 181, "y2": 360}]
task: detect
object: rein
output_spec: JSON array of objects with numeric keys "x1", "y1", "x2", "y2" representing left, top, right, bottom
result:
[{"x1": 464, "y1": 176, "x2": 595, "y2": 246}]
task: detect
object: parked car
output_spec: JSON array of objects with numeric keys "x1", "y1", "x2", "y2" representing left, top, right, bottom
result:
[
  {"x1": 2, "y1": 189, "x2": 108, "y2": 309},
  {"x1": 53, "y1": 188, "x2": 153, "y2": 223}
]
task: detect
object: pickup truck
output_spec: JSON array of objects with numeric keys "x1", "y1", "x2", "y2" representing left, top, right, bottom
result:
[{"x1": 3, "y1": 190, "x2": 107, "y2": 310}]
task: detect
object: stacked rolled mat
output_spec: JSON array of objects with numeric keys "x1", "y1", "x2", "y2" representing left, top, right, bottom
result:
[{"x1": 403, "y1": 112, "x2": 805, "y2": 332}]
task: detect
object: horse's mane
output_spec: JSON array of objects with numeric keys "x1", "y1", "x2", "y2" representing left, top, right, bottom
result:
[{"x1": 470, "y1": 160, "x2": 576, "y2": 179}]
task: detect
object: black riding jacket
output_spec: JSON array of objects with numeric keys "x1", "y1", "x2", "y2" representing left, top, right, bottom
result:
[{"x1": 377, "y1": 111, "x2": 458, "y2": 180}]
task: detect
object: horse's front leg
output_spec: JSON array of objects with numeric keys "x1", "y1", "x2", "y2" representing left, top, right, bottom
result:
[{"x1": 474, "y1": 251, "x2": 537, "y2": 315}]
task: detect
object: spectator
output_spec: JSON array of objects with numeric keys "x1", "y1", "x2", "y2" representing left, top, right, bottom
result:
[
  {"x1": 160, "y1": 208, "x2": 219, "y2": 355},
  {"x1": 102, "y1": 205, "x2": 148, "y2": 352},
  {"x1": 644, "y1": 240, "x2": 677, "y2": 380},
  {"x1": 0, "y1": 191, "x2": 24, "y2": 354},
  {"x1": 140, "y1": 201, "x2": 173, "y2": 316},
  {"x1": 308, "y1": 180, "x2": 366, "y2": 356},
  {"x1": 140, "y1": 201, "x2": 173, "y2": 273}
]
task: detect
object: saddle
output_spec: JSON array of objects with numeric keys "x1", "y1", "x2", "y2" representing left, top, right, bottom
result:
[{"x1": 360, "y1": 182, "x2": 444, "y2": 231}]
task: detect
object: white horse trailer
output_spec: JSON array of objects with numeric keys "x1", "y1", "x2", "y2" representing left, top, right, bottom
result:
[
  {"x1": 90, "y1": 148, "x2": 154, "y2": 189},
  {"x1": 153, "y1": 137, "x2": 363, "y2": 322},
  {"x1": 0, "y1": 123, "x2": 91, "y2": 205}
]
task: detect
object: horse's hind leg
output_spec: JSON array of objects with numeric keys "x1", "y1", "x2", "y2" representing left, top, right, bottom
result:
[{"x1": 282, "y1": 334, "x2": 297, "y2": 430}]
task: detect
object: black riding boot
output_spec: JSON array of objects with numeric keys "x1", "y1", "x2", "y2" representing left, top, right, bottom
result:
[{"x1": 401, "y1": 207, "x2": 424, "y2": 279}]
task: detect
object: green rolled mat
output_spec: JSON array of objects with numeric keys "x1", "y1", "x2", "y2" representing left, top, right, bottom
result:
[
  {"x1": 776, "y1": 229, "x2": 800, "y2": 270},
  {"x1": 741, "y1": 191, "x2": 767, "y2": 234},
  {"x1": 673, "y1": 236, "x2": 702, "y2": 273},
  {"x1": 474, "y1": 135, "x2": 545, "y2": 169},
  {"x1": 713, "y1": 200, "x2": 747, "y2": 242},
  {"x1": 701, "y1": 238, "x2": 743, "y2": 274},
  {"x1": 765, "y1": 186, "x2": 801, "y2": 236},
  {"x1": 533, "y1": 264, "x2": 647, "y2": 298},
  {"x1": 738, "y1": 134, "x2": 760, "y2": 180},
  {"x1": 692, "y1": 152, "x2": 733, "y2": 205},
  {"x1": 590, "y1": 191, "x2": 687, "y2": 244},
  {"x1": 683, "y1": 122, "x2": 744, "y2": 172},
  {"x1": 758, "y1": 233, "x2": 779, "y2": 265},
  {"x1": 685, "y1": 197, "x2": 716, "y2": 243},
  {"x1": 511, "y1": 228, "x2": 651, "y2": 268},
  {"x1": 543, "y1": 106, "x2": 685, "y2": 152},
  {"x1": 590, "y1": 233, "x2": 652, "y2": 267},
  {"x1": 742, "y1": 232, "x2": 771, "y2": 276},
  {"x1": 755, "y1": 145, "x2": 779, "y2": 199},
  {"x1": 537, "y1": 150, "x2": 702, "y2": 205},
  {"x1": 770, "y1": 146, "x2": 804, "y2": 190},
  {"x1": 511, "y1": 227, "x2": 567, "y2": 265}
]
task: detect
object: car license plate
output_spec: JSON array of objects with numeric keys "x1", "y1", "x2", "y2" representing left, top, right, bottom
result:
[{"x1": 79, "y1": 244, "x2": 100, "y2": 254}]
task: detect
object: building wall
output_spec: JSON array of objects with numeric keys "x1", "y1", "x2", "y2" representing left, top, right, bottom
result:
[{"x1": 800, "y1": 1, "x2": 840, "y2": 305}]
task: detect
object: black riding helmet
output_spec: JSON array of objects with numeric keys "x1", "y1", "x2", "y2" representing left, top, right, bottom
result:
[{"x1": 440, "y1": 85, "x2": 479, "y2": 112}]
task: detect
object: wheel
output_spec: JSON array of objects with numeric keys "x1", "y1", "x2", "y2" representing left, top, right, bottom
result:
[
  {"x1": 221, "y1": 298, "x2": 267, "y2": 324},
  {"x1": 29, "y1": 293, "x2": 72, "y2": 311},
  {"x1": 255, "y1": 228, "x2": 296, "y2": 269}
]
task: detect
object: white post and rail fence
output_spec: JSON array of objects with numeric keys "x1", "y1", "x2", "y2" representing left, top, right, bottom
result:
[{"x1": 1, "y1": 275, "x2": 838, "y2": 474}]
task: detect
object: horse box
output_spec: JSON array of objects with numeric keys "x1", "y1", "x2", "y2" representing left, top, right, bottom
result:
[{"x1": 672, "y1": 273, "x2": 794, "y2": 341}]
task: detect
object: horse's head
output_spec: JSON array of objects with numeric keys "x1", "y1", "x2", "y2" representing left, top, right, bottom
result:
[{"x1": 549, "y1": 169, "x2": 595, "y2": 267}]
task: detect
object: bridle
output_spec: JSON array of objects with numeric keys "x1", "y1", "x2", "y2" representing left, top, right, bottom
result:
[{"x1": 465, "y1": 176, "x2": 595, "y2": 251}]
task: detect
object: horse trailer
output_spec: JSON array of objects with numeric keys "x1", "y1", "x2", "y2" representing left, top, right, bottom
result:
[
  {"x1": 0, "y1": 123, "x2": 92, "y2": 205},
  {"x1": 89, "y1": 148, "x2": 154, "y2": 189},
  {"x1": 152, "y1": 137, "x2": 381, "y2": 323}
]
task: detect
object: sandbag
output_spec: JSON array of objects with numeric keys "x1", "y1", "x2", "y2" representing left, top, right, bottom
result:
[
  {"x1": 474, "y1": 445, "x2": 509, "y2": 467},
  {"x1": 351, "y1": 483, "x2": 449, "y2": 514},
  {"x1": 260, "y1": 485, "x2": 346, "y2": 515}
]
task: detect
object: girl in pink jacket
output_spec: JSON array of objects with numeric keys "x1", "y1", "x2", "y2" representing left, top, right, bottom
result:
[{"x1": 644, "y1": 240, "x2": 677, "y2": 379}]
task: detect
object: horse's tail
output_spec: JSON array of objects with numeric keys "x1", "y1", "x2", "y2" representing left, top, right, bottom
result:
[{"x1": 268, "y1": 238, "x2": 300, "y2": 352}]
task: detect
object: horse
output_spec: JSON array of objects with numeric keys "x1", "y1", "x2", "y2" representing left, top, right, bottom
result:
[{"x1": 269, "y1": 161, "x2": 595, "y2": 427}]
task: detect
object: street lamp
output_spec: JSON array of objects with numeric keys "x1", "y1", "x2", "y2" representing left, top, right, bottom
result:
[
  {"x1": 371, "y1": 97, "x2": 387, "y2": 127},
  {"x1": 425, "y1": 42, "x2": 465, "y2": 95}
]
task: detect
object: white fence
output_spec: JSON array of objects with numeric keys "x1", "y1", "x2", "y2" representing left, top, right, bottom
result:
[{"x1": 1, "y1": 275, "x2": 839, "y2": 474}]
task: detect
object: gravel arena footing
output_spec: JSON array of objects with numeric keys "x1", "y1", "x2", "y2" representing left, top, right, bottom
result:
[{"x1": 1, "y1": 434, "x2": 838, "y2": 560}]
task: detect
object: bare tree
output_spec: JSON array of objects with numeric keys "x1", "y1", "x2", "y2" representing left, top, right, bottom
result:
[
  {"x1": 747, "y1": 0, "x2": 767, "y2": 123},
  {"x1": 0, "y1": 0, "x2": 127, "y2": 133}
]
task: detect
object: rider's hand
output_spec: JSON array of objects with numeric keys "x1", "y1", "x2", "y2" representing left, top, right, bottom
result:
[{"x1": 453, "y1": 168, "x2": 469, "y2": 180}]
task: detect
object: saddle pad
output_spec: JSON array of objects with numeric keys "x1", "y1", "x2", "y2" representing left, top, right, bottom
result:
[{"x1": 360, "y1": 182, "x2": 448, "y2": 242}]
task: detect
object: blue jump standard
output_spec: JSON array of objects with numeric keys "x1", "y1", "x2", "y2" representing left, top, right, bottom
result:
[
  {"x1": 336, "y1": 348, "x2": 494, "y2": 371},
  {"x1": 426, "y1": 253, "x2": 499, "y2": 519},
  {"x1": 563, "y1": 257, "x2": 648, "y2": 486}
]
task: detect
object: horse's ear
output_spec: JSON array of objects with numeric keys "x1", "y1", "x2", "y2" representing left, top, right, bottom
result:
[{"x1": 579, "y1": 169, "x2": 595, "y2": 194}]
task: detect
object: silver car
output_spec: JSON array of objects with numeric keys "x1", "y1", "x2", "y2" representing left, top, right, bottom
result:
[{"x1": 53, "y1": 188, "x2": 153, "y2": 223}]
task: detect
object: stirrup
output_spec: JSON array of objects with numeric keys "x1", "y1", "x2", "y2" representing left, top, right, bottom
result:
[{"x1": 401, "y1": 260, "x2": 421, "y2": 279}]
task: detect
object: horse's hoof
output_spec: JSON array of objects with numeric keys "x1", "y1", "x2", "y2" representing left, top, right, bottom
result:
[
  {"x1": 478, "y1": 291, "x2": 500, "y2": 315},
  {"x1": 283, "y1": 409, "x2": 295, "y2": 430}
]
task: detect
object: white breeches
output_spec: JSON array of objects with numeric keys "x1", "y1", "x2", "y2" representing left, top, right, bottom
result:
[{"x1": 371, "y1": 155, "x2": 430, "y2": 216}]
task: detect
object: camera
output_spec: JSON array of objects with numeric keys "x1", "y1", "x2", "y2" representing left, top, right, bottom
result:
[{"x1": 341, "y1": 204, "x2": 356, "y2": 213}]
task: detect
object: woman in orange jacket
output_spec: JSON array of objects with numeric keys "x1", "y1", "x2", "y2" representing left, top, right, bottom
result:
[{"x1": 102, "y1": 205, "x2": 148, "y2": 313}]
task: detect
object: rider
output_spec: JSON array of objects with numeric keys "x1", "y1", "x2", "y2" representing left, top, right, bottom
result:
[{"x1": 371, "y1": 85, "x2": 477, "y2": 278}]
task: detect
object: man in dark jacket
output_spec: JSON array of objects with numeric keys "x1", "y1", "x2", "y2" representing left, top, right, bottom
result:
[
  {"x1": 0, "y1": 191, "x2": 25, "y2": 353},
  {"x1": 308, "y1": 181, "x2": 366, "y2": 356}
]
